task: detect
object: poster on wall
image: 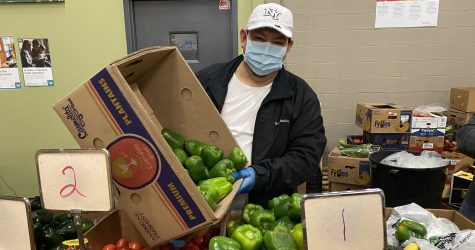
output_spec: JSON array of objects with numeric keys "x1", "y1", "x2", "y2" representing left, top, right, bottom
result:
[
  {"x1": 0, "y1": 36, "x2": 21, "y2": 89},
  {"x1": 375, "y1": 0, "x2": 440, "y2": 28},
  {"x1": 18, "y1": 38, "x2": 54, "y2": 87}
]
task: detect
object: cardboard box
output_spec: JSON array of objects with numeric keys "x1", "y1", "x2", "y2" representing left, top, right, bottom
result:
[
  {"x1": 329, "y1": 182, "x2": 370, "y2": 192},
  {"x1": 409, "y1": 135, "x2": 444, "y2": 154},
  {"x1": 445, "y1": 107, "x2": 474, "y2": 140},
  {"x1": 355, "y1": 103, "x2": 412, "y2": 133},
  {"x1": 410, "y1": 114, "x2": 447, "y2": 137},
  {"x1": 363, "y1": 131, "x2": 409, "y2": 150},
  {"x1": 327, "y1": 147, "x2": 371, "y2": 186},
  {"x1": 53, "y1": 47, "x2": 241, "y2": 246},
  {"x1": 449, "y1": 171, "x2": 474, "y2": 208},
  {"x1": 450, "y1": 87, "x2": 475, "y2": 112},
  {"x1": 85, "y1": 210, "x2": 148, "y2": 249},
  {"x1": 441, "y1": 151, "x2": 474, "y2": 199}
]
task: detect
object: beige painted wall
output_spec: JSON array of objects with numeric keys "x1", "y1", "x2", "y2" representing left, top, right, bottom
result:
[
  {"x1": 276, "y1": 0, "x2": 475, "y2": 152},
  {"x1": 238, "y1": 0, "x2": 265, "y2": 53},
  {"x1": 0, "y1": 0, "x2": 127, "y2": 197}
]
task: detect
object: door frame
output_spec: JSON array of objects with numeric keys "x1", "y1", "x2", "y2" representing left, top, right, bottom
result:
[{"x1": 123, "y1": 0, "x2": 239, "y2": 58}]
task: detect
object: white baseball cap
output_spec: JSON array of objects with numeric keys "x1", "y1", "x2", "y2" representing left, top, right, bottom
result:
[{"x1": 246, "y1": 3, "x2": 294, "y2": 38}]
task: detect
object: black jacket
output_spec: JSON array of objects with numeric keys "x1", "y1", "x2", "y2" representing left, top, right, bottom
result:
[{"x1": 196, "y1": 55, "x2": 327, "y2": 206}]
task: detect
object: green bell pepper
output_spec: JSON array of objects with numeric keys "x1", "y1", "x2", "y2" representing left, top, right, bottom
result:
[
  {"x1": 49, "y1": 213, "x2": 73, "y2": 230},
  {"x1": 227, "y1": 220, "x2": 242, "y2": 237},
  {"x1": 263, "y1": 224, "x2": 297, "y2": 250},
  {"x1": 198, "y1": 185, "x2": 220, "y2": 211},
  {"x1": 228, "y1": 147, "x2": 247, "y2": 170},
  {"x1": 272, "y1": 216, "x2": 296, "y2": 231},
  {"x1": 288, "y1": 193, "x2": 302, "y2": 221},
  {"x1": 198, "y1": 177, "x2": 233, "y2": 200},
  {"x1": 186, "y1": 139, "x2": 207, "y2": 156},
  {"x1": 32, "y1": 209, "x2": 53, "y2": 227},
  {"x1": 250, "y1": 210, "x2": 276, "y2": 233},
  {"x1": 242, "y1": 203, "x2": 265, "y2": 224},
  {"x1": 291, "y1": 223, "x2": 304, "y2": 250},
  {"x1": 395, "y1": 219, "x2": 427, "y2": 242},
  {"x1": 209, "y1": 159, "x2": 236, "y2": 183},
  {"x1": 231, "y1": 224, "x2": 263, "y2": 250},
  {"x1": 273, "y1": 198, "x2": 290, "y2": 220},
  {"x1": 185, "y1": 155, "x2": 209, "y2": 183},
  {"x1": 173, "y1": 147, "x2": 188, "y2": 165},
  {"x1": 202, "y1": 145, "x2": 224, "y2": 168},
  {"x1": 44, "y1": 226, "x2": 65, "y2": 249},
  {"x1": 161, "y1": 128, "x2": 186, "y2": 149},
  {"x1": 269, "y1": 194, "x2": 290, "y2": 210},
  {"x1": 209, "y1": 236, "x2": 242, "y2": 250}
]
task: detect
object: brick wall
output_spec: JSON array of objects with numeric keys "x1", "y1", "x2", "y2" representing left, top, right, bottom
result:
[{"x1": 270, "y1": 0, "x2": 475, "y2": 153}]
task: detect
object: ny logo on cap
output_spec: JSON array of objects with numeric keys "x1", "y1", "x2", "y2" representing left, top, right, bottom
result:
[{"x1": 263, "y1": 8, "x2": 281, "y2": 20}]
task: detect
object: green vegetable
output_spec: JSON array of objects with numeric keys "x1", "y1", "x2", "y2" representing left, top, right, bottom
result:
[
  {"x1": 231, "y1": 224, "x2": 263, "y2": 250},
  {"x1": 288, "y1": 193, "x2": 302, "y2": 221},
  {"x1": 198, "y1": 185, "x2": 220, "y2": 211},
  {"x1": 184, "y1": 155, "x2": 209, "y2": 183},
  {"x1": 340, "y1": 147, "x2": 370, "y2": 158},
  {"x1": 228, "y1": 147, "x2": 247, "y2": 170},
  {"x1": 161, "y1": 128, "x2": 186, "y2": 149},
  {"x1": 226, "y1": 220, "x2": 242, "y2": 237},
  {"x1": 186, "y1": 139, "x2": 207, "y2": 156},
  {"x1": 199, "y1": 177, "x2": 233, "y2": 200},
  {"x1": 49, "y1": 213, "x2": 73, "y2": 230},
  {"x1": 242, "y1": 203, "x2": 265, "y2": 224},
  {"x1": 44, "y1": 226, "x2": 64, "y2": 249},
  {"x1": 29, "y1": 196, "x2": 42, "y2": 211},
  {"x1": 32, "y1": 209, "x2": 53, "y2": 227},
  {"x1": 173, "y1": 147, "x2": 188, "y2": 165},
  {"x1": 209, "y1": 159, "x2": 236, "y2": 183},
  {"x1": 291, "y1": 223, "x2": 304, "y2": 250},
  {"x1": 202, "y1": 145, "x2": 224, "y2": 168},
  {"x1": 338, "y1": 138, "x2": 364, "y2": 148},
  {"x1": 263, "y1": 224, "x2": 297, "y2": 250},
  {"x1": 272, "y1": 216, "x2": 296, "y2": 231},
  {"x1": 395, "y1": 219, "x2": 427, "y2": 242},
  {"x1": 250, "y1": 210, "x2": 276, "y2": 233},
  {"x1": 273, "y1": 198, "x2": 290, "y2": 220},
  {"x1": 209, "y1": 236, "x2": 242, "y2": 250},
  {"x1": 268, "y1": 194, "x2": 290, "y2": 210}
]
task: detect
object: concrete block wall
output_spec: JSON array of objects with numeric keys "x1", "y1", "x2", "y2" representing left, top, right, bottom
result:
[{"x1": 269, "y1": 0, "x2": 475, "y2": 152}]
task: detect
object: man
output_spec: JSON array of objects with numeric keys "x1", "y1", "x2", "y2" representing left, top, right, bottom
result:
[
  {"x1": 196, "y1": 3, "x2": 327, "y2": 206},
  {"x1": 457, "y1": 115, "x2": 475, "y2": 222}
]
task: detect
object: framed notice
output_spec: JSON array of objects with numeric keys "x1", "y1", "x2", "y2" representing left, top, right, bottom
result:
[
  {"x1": 0, "y1": 36, "x2": 20, "y2": 89},
  {"x1": 375, "y1": 0, "x2": 440, "y2": 28},
  {"x1": 18, "y1": 38, "x2": 54, "y2": 87},
  {"x1": 36, "y1": 149, "x2": 113, "y2": 212},
  {"x1": 0, "y1": 197, "x2": 35, "y2": 250},
  {"x1": 0, "y1": 0, "x2": 64, "y2": 3},
  {"x1": 302, "y1": 189, "x2": 386, "y2": 250}
]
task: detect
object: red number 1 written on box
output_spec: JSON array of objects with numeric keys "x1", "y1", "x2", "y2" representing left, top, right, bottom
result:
[{"x1": 59, "y1": 166, "x2": 86, "y2": 198}]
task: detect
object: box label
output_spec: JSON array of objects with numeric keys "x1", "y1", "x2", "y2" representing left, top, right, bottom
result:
[{"x1": 89, "y1": 69, "x2": 205, "y2": 228}]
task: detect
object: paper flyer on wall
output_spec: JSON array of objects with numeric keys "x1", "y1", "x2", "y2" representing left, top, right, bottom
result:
[
  {"x1": 375, "y1": 0, "x2": 440, "y2": 28},
  {"x1": 0, "y1": 36, "x2": 21, "y2": 89},
  {"x1": 18, "y1": 38, "x2": 54, "y2": 87}
]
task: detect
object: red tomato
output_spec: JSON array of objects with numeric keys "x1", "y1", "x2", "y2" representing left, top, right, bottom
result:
[
  {"x1": 102, "y1": 244, "x2": 117, "y2": 250},
  {"x1": 192, "y1": 235, "x2": 204, "y2": 246},
  {"x1": 184, "y1": 241, "x2": 195, "y2": 248},
  {"x1": 159, "y1": 242, "x2": 174, "y2": 250},
  {"x1": 141, "y1": 248, "x2": 153, "y2": 250},
  {"x1": 182, "y1": 245, "x2": 200, "y2": 250},
  {"x1": 128, "y1": 241, "x2": 142, "y2": 250},
  {"x1": 116, "y1": 238, "x2": 129, "y2": 248},
  {"x1": 116, "y1": 247, "x2": 132, "y2": 250}
]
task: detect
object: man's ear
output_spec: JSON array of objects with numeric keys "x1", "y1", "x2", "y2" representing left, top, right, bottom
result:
[{"x1": 240, "y1": 29, "x2": 248, "y2": 53}]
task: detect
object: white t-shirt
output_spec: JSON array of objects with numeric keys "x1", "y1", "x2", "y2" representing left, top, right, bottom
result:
[{"x1": 221, "y1": 74, "x2": 273, "y2": 163}]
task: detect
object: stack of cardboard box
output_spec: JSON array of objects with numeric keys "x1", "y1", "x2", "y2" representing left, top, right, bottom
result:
[
  {"x1": 328, "y1": 103, "x2": 412, "y2": 191},
  {"x1": 445, "y1": 87, "x2": 475, "y2": 207}
]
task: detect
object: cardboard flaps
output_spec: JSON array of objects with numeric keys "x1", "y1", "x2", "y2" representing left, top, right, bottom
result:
[{"x1": 54, "y1": 46, "x2": 244, "y2": 246}]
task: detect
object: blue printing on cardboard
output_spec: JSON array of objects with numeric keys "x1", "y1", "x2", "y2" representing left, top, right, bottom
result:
[{"x1": 90, "y1": 68, "x2": 205, "y2": 228}]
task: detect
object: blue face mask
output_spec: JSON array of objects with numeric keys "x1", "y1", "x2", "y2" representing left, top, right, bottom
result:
[{"x1": 244, "y1": 38, "x2": 287, "y2": 76}]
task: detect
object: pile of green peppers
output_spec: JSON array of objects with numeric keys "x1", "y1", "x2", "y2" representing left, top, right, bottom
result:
[
  {"x1": 162, "y1": 128, "x2": 248, "y2": 211},
  {"x1": 29, "y1": 196, "x2": 94, "y2": 250},
  {"x1": 209, "y1": 193, "x2": 304, "y2": 250}
]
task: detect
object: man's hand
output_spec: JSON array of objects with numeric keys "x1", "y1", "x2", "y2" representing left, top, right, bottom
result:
[{"x1": 232, "y1": 167, "x2": 256, "y2": 194}]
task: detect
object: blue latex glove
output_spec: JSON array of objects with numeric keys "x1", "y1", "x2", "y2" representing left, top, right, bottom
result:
[{"x1": 232, "y1": 167, "x2": 256, "y2": 194}]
